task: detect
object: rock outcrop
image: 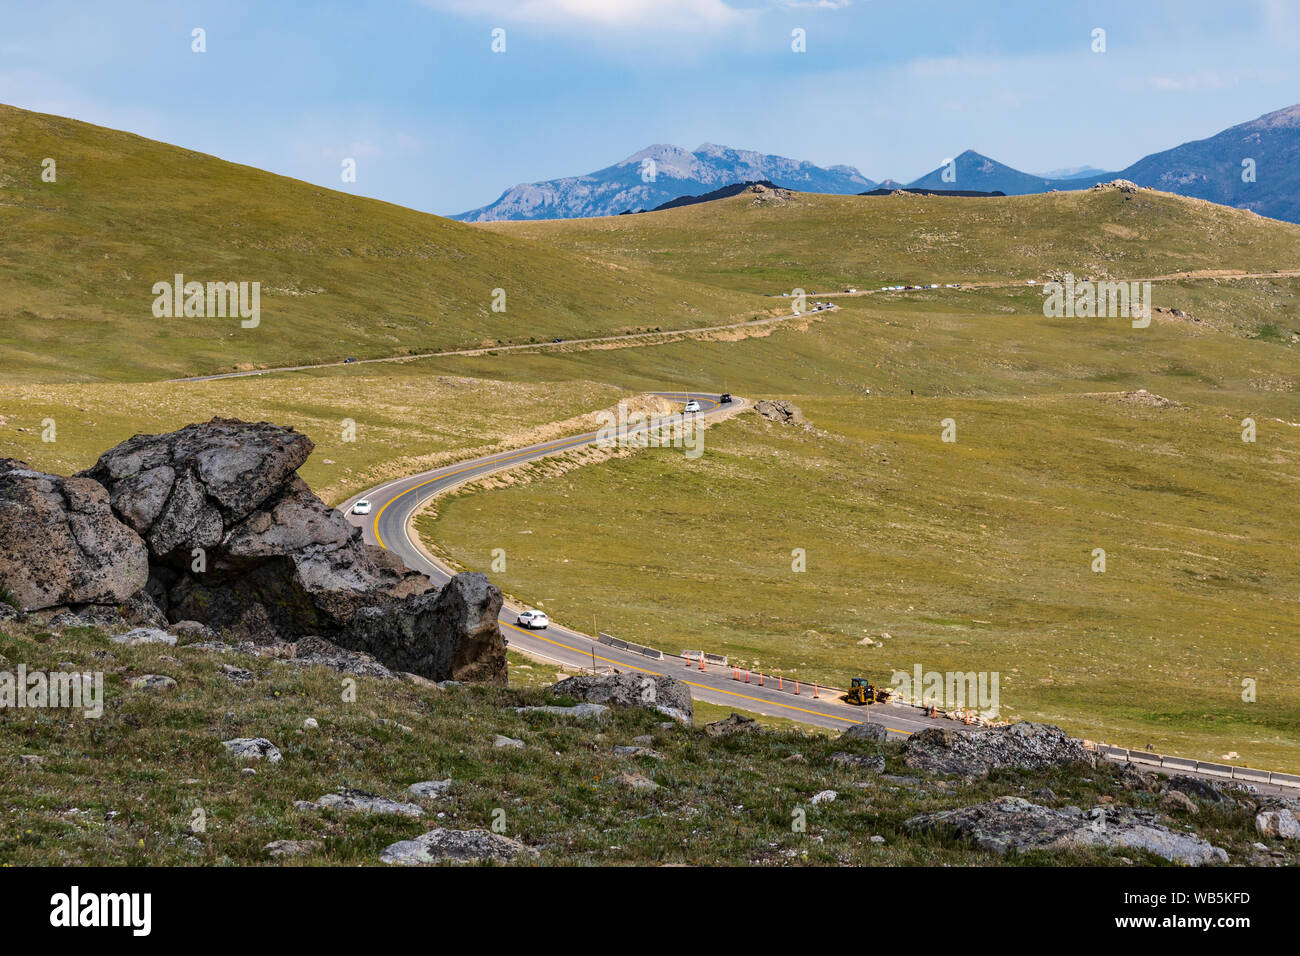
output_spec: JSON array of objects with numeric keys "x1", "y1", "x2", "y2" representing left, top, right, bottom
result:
[
  {"x1": 840, "y1": 722, "x2": 889, "y2": 744},
  {"x1": 0, "y1": 459, "x2": 149, "y2": 611},
  {"x1": 379, "y1": 828, "x2": 537, "y2": 865},
  {"x1": 341, "y1": 573, "x2": 506, "y2": 685},
  {"x1": 830, "y1": 752, "x2": 886, "y2": 772},
  {"x1": 753, "y1": 399, "x2": 808, "y2": 427},
  {"x1": 81, "y1": 418, "x2": 314, "y2": 563},
  {"x1": 223, "y1": 737, "x2": 283, "y2": 762},
  {"x1": 903, "y1": 721, "x2": 1092, "y2": 778},
  {"x1": 905, "y1": 796, "x2": 1229, "y2": 865},
  {"x1": 79, "y1": 419, "x2": 430, "y2": 641},
  {"x1": 704, "y1": 712, "x2": 758, "y2": 737},
  {"x1": 297, "y1": 788, "x2": 424, "y2": 817},
  {"x1": 0, "y1": 419, "x2": 508, "y2": 685},
  {"x1": 1256, "y1": 808, "x2": 1300, "y2": 841},
  {"x1": 549, "y1": 673, "x2": 693, "y2": 722}
]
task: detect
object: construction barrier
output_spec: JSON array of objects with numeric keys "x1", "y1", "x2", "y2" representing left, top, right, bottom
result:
[{"x1": 595, "y1": 632, "x2": 665, "y2": 660}]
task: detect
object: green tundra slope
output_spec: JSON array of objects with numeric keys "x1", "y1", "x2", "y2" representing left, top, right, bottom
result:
[
  {"x1": 480, "y1": 184, "x2": 1300, "y2": 294},
  {"x1": 0, "y1": 104, "x2": 765, "y2": 383}
]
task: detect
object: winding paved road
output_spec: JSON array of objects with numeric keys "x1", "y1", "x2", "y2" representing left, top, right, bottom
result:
[
  {"x1": 341, "y1": 391, "x2": 949, "y2": 737},
  {"x1": 334, "y1": 374, "x2": 1300, "y2": 786}
]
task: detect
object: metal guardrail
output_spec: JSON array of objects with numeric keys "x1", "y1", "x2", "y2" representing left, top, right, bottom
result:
[{"x1": 1088, "y1": 742, "x2": 1300, "y2": 790}]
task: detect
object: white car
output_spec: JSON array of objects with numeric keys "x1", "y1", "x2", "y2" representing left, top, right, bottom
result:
[
  {"x1": 684, "y1": 400, "x2": 701, "y2": 413},
  {"x1": 352, "y1": 499, "x2": 372, "y2": 515},
  {"x1": 517, "y1": 609, "x2": 549, "y2": 629}
]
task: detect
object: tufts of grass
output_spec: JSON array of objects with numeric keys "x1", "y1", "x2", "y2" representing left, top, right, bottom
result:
[{"x1": 4, "y1": 617, "x2": 1285, "y2": 866}]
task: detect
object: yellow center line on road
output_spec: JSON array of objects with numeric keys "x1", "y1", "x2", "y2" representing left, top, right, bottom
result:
[
  {"x1": 370, "y1": 395, "x2": 713, "y2": 547},
  {"x1": 505, "y1": 621, "x2": 913, "y2": 733},
  {"x1": 371, "y1": 434, "x2": 594, "y2": 547},
  {"x1": 367, "y1": 395, "x2": 916, "y2": 733}
]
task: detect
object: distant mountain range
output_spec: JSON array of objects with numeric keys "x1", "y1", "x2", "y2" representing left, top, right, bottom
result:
[
  {"x1": 454, "y1": 103, "x2": 1300, "y2": 224},
  {"x1": 1119, "y1": 103, "x2": 1300, "y2": 224},
  {"x1": 453, "y1": 144, "x2": 873, "y2": 222},
  {"x1": 907, "y1": 150, "x2": 1099, "y2": 195},
  {"x1": 1035, "y1": 165, "x2": 1110, "y2": 180}
]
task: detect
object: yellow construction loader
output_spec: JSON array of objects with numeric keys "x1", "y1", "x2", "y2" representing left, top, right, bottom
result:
[{"x1": 845, "y1": 677, "x2": 888, "y2": 705}]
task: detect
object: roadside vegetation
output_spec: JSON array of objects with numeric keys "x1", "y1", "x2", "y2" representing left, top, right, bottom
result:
[
  {"x1": 1, "y1": 618, "x2": 1283, "y2": 867},
  {"x1": 418, "y1": 290, "x2": 1300, "y2": 771}
]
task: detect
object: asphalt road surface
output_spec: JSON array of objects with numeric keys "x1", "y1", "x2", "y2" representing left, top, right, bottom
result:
[{"x1": 341, "y1": 391, "x2": 949, "y2": 737}]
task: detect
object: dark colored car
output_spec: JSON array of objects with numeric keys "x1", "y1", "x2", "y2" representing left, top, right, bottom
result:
[
  {"x1": 343, "y1": 357, "x2": 357, "y2": 363},
  {"x1": 720, "y1": 393, "x2": 732, "y2": 403}
]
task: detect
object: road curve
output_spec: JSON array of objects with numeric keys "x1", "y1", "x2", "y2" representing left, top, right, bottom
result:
[
  {"x1": 333, "y1": 388, "x2": 1300, "y2": 789},
  {"x1": 341, "y1": 390, "x2": 949, "y2": 736}
]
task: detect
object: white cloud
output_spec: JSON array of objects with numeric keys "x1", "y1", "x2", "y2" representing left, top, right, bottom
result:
[
  {"x1": 421, "y1": 0, "x2": 747, "y2": 30},
  {"x1": 778, "y1": 0, "x2": 853, "y2": 9},
  {"x1": 1147, "y1": 68, "x2": 1274, "y2": 93}
]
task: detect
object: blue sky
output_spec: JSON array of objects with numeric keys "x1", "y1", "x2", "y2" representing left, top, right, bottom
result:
[{"x1": 2, "y1": 0, "x2": 1297, "y2": 216}]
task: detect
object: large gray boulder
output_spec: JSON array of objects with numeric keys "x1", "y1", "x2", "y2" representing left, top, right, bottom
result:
[
  {"x1": 905, "y1": 796, "x2": 1228, "y2": 866},
  {"x1": 1256, "y1": 808, "x2": 1300, "y2": 841},
  {"x1": 81, "y1": 418, "x2": 314, "y2": 562},
  {"x1": 840, "y1": 722, "x2": 889, "y2": 744},
  {"x1": 84, "y1": 418, "x2": 431, "y2": 643},
  {"x1": 5, "y1": 419, "x2": 507, "y2": 688},
  {"x1": 341, "y1": 572, "x2": 507, "y2": 684},
  {"x1": 0, "y1": 459, "x2": 148, "y2": 611},
  {"x1": 903, "y1": 721, "x2": 1093, "y2": 779},
  {"x1": 548, "y1": 672, "x2": 693, "y2": 722}
]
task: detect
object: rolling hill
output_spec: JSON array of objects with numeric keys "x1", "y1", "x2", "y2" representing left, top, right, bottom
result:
[
  {"x1": 1118, "y1": 103, "x2": 1300, "y2": 224},
  {"x1": 0, "y1": 105, "x2": 766, "y2": 383},
  {"x1": 480, "y1": 180, "x2": 1300, "y2": 295}
]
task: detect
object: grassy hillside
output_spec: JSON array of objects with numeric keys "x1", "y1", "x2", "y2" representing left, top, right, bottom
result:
[
  {"x1": 481, "y1": 186, "x2": 1300, "y2": 294},
  {"x1": 414, "y1": 289, "x2": 1300, "y2": 770},
  {"x1": 0, "y1": 366, "x2": 627, "y2": 505},
  {"x1": 4, "y1": 104, "x2": 1299, "y2": 773},
  {"x1": 1, "y1": 618, "x2": 1283, "y2": 866},
  {"x1": 0, "y1": 104, "x2": 765, "y2": 383}
]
